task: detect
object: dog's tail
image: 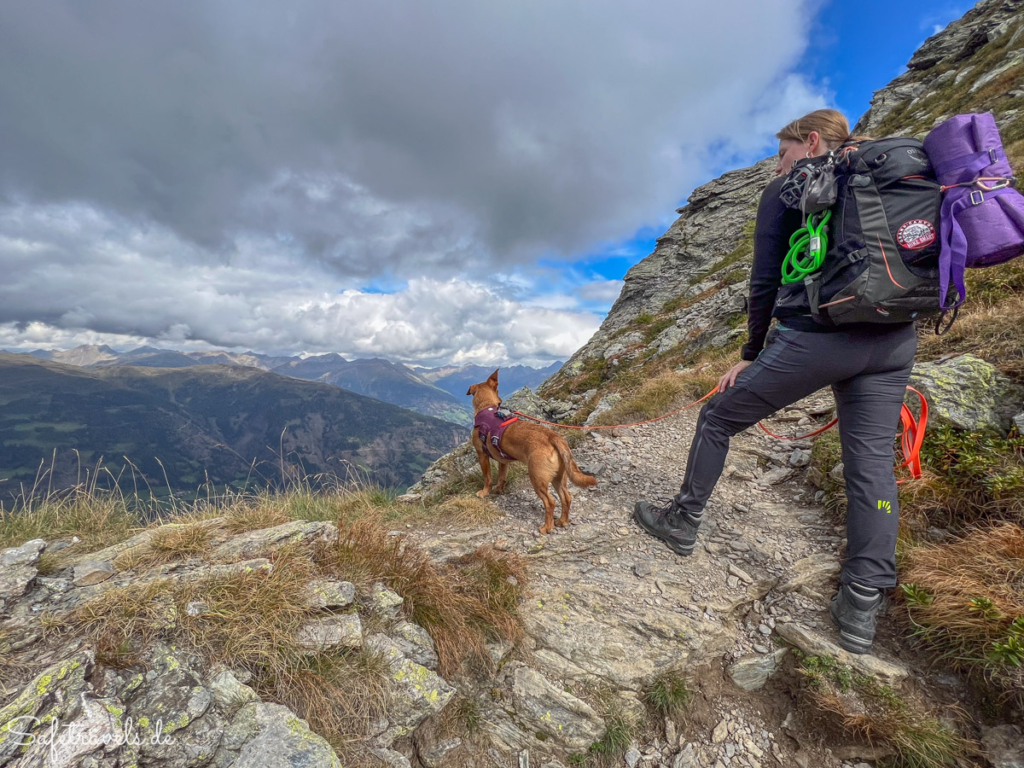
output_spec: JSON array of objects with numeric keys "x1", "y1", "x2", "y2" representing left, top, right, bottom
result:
[{"x1": 555, "y1": 440, "x2": 598, "y2": 488}]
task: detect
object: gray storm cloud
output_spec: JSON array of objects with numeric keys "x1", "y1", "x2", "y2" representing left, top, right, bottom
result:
[{"x1": 0, "y1": 0, "x2": 823, "y2": 360}]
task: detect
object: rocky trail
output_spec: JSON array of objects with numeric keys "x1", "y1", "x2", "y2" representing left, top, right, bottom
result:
[{"x1": 404, "y1": 391, "x2": 965, "y2": 768}]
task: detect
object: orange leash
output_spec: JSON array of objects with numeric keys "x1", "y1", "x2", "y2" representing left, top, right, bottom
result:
[{"x1": 756, "y1": 385, "x2": 928, "y2": 481}]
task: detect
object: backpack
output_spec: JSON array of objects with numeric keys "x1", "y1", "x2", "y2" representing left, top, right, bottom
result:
[
  {"x1": 923, "y1": 112, "x2": 1024, "y2": 309},
  {"x1": 775, "y1": 138, "x2": 944, "y2": 326}
]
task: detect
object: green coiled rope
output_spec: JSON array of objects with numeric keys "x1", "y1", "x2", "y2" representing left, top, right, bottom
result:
[{"x1": 781, "y1": 210, "x2": 831, "y2": 285}]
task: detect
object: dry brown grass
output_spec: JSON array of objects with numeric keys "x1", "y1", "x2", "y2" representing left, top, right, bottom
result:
[
  {"x1": 590, "y1": 370, "x2": 717, "y2": 427},
  {"x1": 52, "y1": 544, "x2": 392, "y2": 761},
  {"x1": 113, "y1": 522, "x2": 213, "y2": 572},
  {"x1": 798, "y1": 654, "x2": 973, "y2": 768},
  {"x1": 899, "y1": 524, "x2": 1024, "y2": 693},
  {"x1": 918, "y1": 294, "x2": 1024, "y2": 380},
  {"x1": 314, "y1": 518, "x2": 526, "y2": 676},
  {"x1": 917, "y1": 259, "x2": 1024, "y2": 381}
]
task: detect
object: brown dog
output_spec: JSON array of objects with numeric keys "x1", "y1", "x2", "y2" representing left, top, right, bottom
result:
[{"x1": 466, "y1": 369, "x2": 597, "y2": 534}]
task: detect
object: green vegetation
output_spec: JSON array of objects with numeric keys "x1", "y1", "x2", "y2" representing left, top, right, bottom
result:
[
  {"x1": 642, "y1": 669, "x2": 692, "y2": 719},
  {"x1": 796, "y1": 653, "x2": 971, "y2": 768},
  {"x1": 900, "y1": 426, "x2": 1024, "y2": 527}
]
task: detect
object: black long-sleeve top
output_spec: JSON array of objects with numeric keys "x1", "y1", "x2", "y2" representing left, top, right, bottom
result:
[{"x1": 741, "y1": 176, "x2": 820, "y2": 360}]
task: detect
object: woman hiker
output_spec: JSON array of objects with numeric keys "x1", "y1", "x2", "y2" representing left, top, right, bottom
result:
[{"x1": 633, "y1": 109, "x2": 917, "y2": 655}]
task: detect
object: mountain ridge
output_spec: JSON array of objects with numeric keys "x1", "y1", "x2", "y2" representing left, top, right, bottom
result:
[{"x1": 0, "y1": 352, "x2": 464, "y2": 499}]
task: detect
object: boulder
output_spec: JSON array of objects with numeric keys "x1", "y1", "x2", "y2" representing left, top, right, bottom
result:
[
  {"x1": 0, "y1": 650, "x2": 95, "y2": 763},
  {"x1": 208, "y1": 668, "x2": 260, "y2": 713},
  {"x1": 364, "y1": 634, "x2": 456, "y2": 746},
  {"x1": 390, "y1": 620, "x2": 439, "y2": 670},
  {"x1": 0, "y1": 538, "x2": 45, "y2": 610},
  {"x1": 981, "y1": 724, "x2": 1024, "y2": 768},
  {"x1": 508, "y1": 664, "x2": 605, "y2": 751},
  {"x1": 294, "y1": 614, "x2": 363, "y2": 652},
  {"x1": 910, "y1": 355, "x2": 1024, "y2": 434},
  {"x1": 302, "y1": 579, "x2": 355, "y2": 610},
  {"x1": 222, "y1": 702, "x2": 342, "y2": 768},
  {"x1": 371, "y1": 582, "x2": 405, "y2": 618},
  {"x1": 727, "y1": 648, "x2": 788, "y2": 691},
  {"x1": 775, "y1": 622, "x2": 908, "y2": 686},
  {"x1": 125, "y1": 643, "x2": 224, "y2": 765},
  {"x1": 73, "y1": 559, "x2": 116, "y2": 586}
]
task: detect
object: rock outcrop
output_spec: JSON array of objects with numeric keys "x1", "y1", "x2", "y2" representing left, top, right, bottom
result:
[
  {"x1": 544, "y1": 160, "x2": 772, "y2": 387},
  {"x1": 857, "y1": 0, "x2": 1024, "y2": 135},
  {"x1": 910, "y1": 353, "x2": 1024, "y2": 433}
]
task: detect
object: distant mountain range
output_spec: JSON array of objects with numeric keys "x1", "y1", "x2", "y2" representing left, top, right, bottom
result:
[
  {"x1": 417, "y1": 362, "x2": 562, "y2": 400},
  {"x1": 9, "y1": 345, "x2": 560, "y2": 427},
  {"x1": 270, "y1": 355, "x2": 472, "y2": 426},
  {"x1": 0, "y1": 353, "x2": 464, "y2": 501}
]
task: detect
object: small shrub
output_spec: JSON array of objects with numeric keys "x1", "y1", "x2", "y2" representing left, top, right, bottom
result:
[{"x1": 900, "y1": 426, "x2": 1024, "y2": 530}]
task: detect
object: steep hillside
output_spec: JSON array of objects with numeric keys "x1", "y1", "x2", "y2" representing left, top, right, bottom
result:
[{"x1": 0, "y1": 353, "x2": 463, "y2": 500}]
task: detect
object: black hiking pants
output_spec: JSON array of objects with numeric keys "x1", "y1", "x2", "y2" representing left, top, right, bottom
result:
[{"x1": 675, "y1": 322, "x2": 917, "y2": 588}]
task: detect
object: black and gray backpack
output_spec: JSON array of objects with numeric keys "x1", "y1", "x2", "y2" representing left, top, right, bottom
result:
[{"x1": 775, "y1": 138, "x2": 944, "y2": 326}]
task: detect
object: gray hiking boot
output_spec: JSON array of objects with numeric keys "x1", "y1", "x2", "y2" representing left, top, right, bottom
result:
[
  {"x1": 633, "y1": 499, "x2": 701, "y2": 556},
  {"x1": 829, "y1": 582, "x2": 883, "y2": 654}
]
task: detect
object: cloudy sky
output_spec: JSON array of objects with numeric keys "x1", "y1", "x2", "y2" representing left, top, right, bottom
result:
[{"x1": 0, "y1": 0, "x2": 973, "y2": 366}]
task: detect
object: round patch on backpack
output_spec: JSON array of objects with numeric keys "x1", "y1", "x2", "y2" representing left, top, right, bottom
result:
[{"x1": 896, "y1": 219, "x2": 936, "y2": 250}]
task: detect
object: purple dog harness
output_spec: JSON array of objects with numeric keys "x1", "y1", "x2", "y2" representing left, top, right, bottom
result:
[{"x1": 475, "y1": 406, "x2": 519, "y2": 461}]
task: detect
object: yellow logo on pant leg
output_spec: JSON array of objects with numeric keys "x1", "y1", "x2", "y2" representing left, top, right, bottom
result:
[{"x1": 878, "y1": 500, "x2": 892, "y2": 514}]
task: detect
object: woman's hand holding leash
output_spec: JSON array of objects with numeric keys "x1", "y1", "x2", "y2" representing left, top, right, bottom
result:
[{"x1": 718, "y1": 360, "x2": 752, "y2": 392}]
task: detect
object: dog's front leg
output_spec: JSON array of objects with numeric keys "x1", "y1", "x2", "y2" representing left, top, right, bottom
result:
[
  {"x1": 495, "y1": 461, "x2": 509, "y2": 493},
  {"x1": 475, "y1": 446, "x2": 493, "y2": 498}
]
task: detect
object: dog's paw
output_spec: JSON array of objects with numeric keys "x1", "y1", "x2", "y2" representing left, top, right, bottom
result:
[
  {"x1": 538, "y1": 524, "x2": 553, "y2": 535},
  {"x1": 554, "y1": 518, "x2": 569, "y2": 528},
  {"x1": 476, "y1": 489, "x2": 489, "y2": 498}
]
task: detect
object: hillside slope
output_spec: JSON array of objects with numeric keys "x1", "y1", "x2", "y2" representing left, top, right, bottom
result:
[{"x1": 0, "y1": 353, "x2": 463, "y2": 499}]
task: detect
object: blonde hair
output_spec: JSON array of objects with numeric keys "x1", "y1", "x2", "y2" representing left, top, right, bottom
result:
[{"x1": 776, "y1": 109, "x2": 869, "y2": 150}]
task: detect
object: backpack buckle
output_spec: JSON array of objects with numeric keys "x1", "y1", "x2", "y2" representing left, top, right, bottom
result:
[
  {"x1": 970, "y1": 189, "x2": 985, "y2": 205},
  {"x1": 989, "y1": 148, "x2": 999, "y2": 164}
]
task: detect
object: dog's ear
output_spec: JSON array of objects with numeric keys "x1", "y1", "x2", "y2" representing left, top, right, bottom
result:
[
  {"x1": 487, "y1": 368, "x2": 499, "y2": 386},
  {"x1": 466, "y1": 384, "x2": 478, "y2": 396}
]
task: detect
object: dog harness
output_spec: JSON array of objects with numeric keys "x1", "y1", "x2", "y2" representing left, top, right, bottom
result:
[{"x1": 475, "y1": 406, "x2": 519, "y2": 461}]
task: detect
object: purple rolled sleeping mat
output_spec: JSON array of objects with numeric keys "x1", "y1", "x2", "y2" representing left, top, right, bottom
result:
[{"x1": 923, "y1": 112, "x2": 1024, "y2": 308}]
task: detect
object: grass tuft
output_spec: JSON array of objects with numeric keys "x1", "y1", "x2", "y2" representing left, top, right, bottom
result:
[
  {"x1": 797, "y1": 654, "x2": 972, "y2": 768},
  {"x1": 898, "y1": 522, "x2": 1024, "y2": 706},
  {"x1": 642, "y1": 670, "x2": 692, "y2": 719},
  {"x1": 314, "y1": 518, "x2": 526, "y2": 676}
]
